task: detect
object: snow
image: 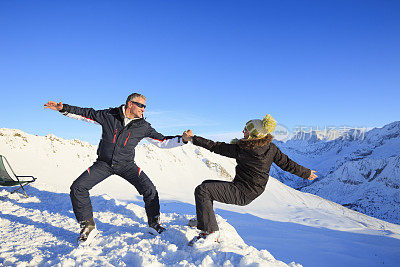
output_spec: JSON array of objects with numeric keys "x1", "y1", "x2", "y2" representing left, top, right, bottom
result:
[
  {"x1": 1, "y1": 128, "x2": 400, "y2": 266},
  {"x1": 0, "y1": 190, "x2": 297, "y2": 266}
]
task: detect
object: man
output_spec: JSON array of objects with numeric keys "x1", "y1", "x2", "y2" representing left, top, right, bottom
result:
[{"x1": 44, "y1": 93, "x2": 191, "y2": 242}]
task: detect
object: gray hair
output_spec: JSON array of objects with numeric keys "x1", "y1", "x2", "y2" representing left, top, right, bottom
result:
[{"x1": 126, "y1": 93, "x2": 146, "y2": 106}]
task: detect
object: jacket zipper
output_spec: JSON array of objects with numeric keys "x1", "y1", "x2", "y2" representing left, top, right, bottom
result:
[
  {"x1": 113, "y1": 129, "x2": 117, "y2": 143},
  {"x1": 124, "y1": 132, "x2": 131, "y2": 146}
]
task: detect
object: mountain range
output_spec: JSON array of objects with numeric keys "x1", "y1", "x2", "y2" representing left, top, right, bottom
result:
[{"x1": 271, "y1": 121, "x2": 400, "y2": 224}]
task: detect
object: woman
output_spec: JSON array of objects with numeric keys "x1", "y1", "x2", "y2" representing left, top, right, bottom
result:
[{"x1": 185, "y1": 114, "x2": 317, "y2": 246}]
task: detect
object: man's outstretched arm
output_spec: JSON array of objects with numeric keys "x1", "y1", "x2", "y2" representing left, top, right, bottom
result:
[
  {"x1": 44, "y1": 101, "x2": 104, "y2": 125},
  {"x1": 145, "y1": 125, "x2": 189, "y2": 149}
]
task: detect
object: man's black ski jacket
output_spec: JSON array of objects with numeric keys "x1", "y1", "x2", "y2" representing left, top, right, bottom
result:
[{"x1": 60, "y1": 104, "x2": 185, "y2": 167}]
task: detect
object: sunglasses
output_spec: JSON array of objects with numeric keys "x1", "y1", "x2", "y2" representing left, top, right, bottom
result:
[{"x1": 130, "y1": 101, "x2": 146, "y2": 109}]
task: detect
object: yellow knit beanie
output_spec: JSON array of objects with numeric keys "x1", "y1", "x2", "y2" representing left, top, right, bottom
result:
[{"x1": 245, "y1": 114, "x2": 276, "y2": 139}]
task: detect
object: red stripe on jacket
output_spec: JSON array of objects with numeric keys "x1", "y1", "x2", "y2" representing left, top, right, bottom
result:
[
  {"x1": 81, "y1": 116, "x2": 95, "y2": 122},
  {"x1": 113, "y1": 129, "x2": 117, "y2": 143},
  {"x1": 124, "y1": 132, "x2": 131, "y2": 146}
]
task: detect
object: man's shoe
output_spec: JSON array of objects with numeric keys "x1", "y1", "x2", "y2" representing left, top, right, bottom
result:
[
  {"x1": 148, "y1": 215, "x2": 166, "y2": 235},
  {"x1": 78, "y1": 217, "x2": 98, "y2": 243},
  {"x1": 149, "y1": 223, "x2": 166, "y2": 235},
  {"x1": 188, "y1": 230, "x2": 220, "y2": 246}
]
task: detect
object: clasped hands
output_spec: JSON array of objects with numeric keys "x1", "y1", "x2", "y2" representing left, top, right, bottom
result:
[{"x1": 182, "y1": 130, "x2": 194, "y2": 143}]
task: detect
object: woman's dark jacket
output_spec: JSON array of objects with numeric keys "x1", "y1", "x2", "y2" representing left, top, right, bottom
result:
[{"x1": 192, "y1": 135, "x2": 311, "y2": 199}]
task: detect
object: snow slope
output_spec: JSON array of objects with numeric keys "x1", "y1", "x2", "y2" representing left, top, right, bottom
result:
[
  {"x1": 1, "y1": 128, "x2": 400, "y2": 266},
  {"x1": 1, "y1": 190, "x2": 294, "y2": 266}
]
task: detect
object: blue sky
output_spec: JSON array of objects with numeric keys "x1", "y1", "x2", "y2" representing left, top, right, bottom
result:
[{"x1": 1, "y1": 0, "x2": 399, "y2": 144}]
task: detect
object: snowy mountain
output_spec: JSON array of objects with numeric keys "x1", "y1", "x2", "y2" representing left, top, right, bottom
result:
[
  {"x1": 271, "y1": 121, "x2": 400, "y2": 224},
  {"x1": 289, "y1": 127, "x2": 369, "y2": 143},
  {"x1": 1, "y1": 128, "x2": 400, "y2": 266}
]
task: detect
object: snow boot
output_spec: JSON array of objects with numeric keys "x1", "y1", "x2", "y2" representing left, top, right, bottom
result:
[
  {"x1": 188, "y1": 218, "x2": 197, "y2": 228},
  {"x1": 148, "y1": 215, "x2": 166, "y2": 235},
  {"x1": 78, "y1": 217, "x2": 99, "y2": 244},
  {"x1": 188, "y1": 230, "x2": 220, "y2": 246}
]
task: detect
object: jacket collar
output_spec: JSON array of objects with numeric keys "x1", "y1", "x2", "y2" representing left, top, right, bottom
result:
[
  {"x1": 118, "y1": 105, "x2": 144, "y2": 126},
  {"x1": 237, "y1": 134, "x2": 274, "y2": 149}
]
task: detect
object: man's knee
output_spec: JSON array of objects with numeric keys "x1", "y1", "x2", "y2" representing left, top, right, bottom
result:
[
  {"x1": 142, "y1": 185, "x2": 158, "y2": 200},
  {"x1": 70, "y1": 180, "x2": 79, "y2": 192},
  {"x1": 70, "y1": 179, "x2": 87, "y2": 195}
]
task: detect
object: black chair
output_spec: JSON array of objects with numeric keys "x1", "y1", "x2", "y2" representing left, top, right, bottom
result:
[{"x1": 0, "y1": 155, "x2": 37, "y2": 197}]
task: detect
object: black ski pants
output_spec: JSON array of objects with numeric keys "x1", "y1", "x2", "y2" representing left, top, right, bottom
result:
[
  {"x1": 194, "y1": 180, "x2": 255, "y2": 232},
  {"x1": 70, "y1": 160, "x2": 160, "y2": 223}
]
